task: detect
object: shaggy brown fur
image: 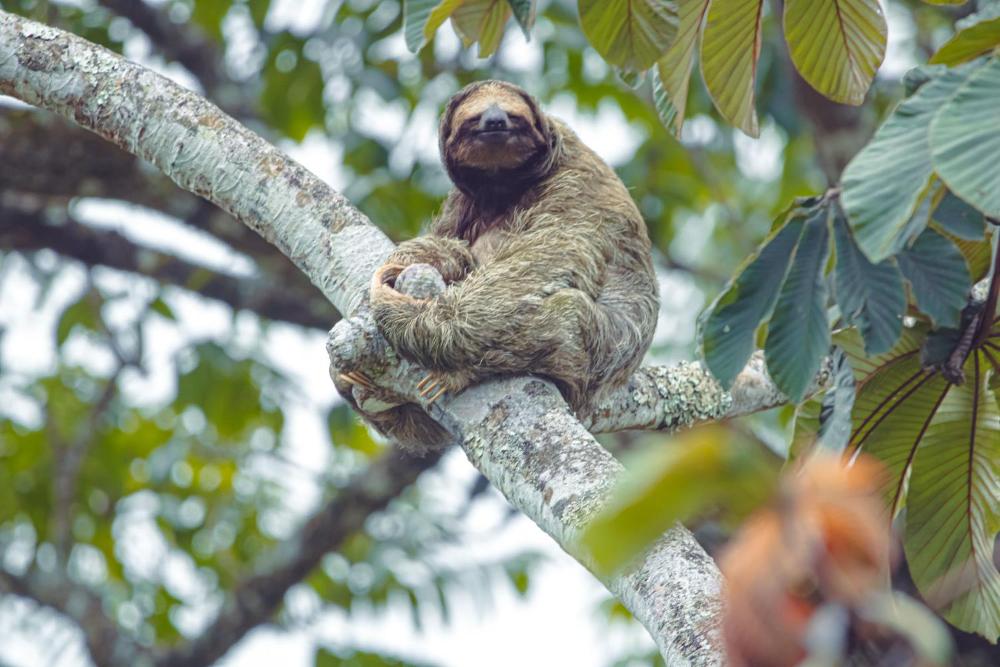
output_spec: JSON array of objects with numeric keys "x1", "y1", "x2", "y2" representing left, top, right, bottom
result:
[{"x1": 343, "y1": 80, "x2": 659, "y2": 453}]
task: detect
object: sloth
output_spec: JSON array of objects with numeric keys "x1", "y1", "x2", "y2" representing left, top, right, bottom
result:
[{"x1": 337, "y1": 80, "x2": 659, "y2": 453}]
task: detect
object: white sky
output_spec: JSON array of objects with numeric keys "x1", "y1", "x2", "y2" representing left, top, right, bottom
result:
[{"x1": 0, "y1": 0, "x2": 922, "y2": 665}]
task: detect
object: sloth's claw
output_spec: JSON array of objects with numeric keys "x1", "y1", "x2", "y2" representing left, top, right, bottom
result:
[
  {"x1": 427, "y1": 385, "x2": 448, "y2": 404},
  {"x1": 339, "y1": 371, "x2": 375, "y2": 390}
]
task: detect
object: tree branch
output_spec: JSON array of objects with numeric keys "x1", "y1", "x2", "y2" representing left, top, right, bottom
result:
[
  {"x1": 0, "y1": 206, "x2": 336, "y2": 330},
  {"x1": 0, "y1": 12, "x2": 736, "y2": 664},
  {"x1": 156, "y1": 448, "x2": 440, "y2": 667},
  {"x1": 0, "y1": 567, "x2": 149, "y2": 667}
]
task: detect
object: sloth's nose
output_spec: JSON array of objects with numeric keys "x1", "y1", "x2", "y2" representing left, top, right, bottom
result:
[{"x1": 480, "y1": 104, "x2": 509, "y2": 131}]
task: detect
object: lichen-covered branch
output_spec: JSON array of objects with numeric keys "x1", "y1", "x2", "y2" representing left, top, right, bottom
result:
[
  {"x1": 0, "y1": 12, "x2": 729, "y2": 664},
  {"x1": 583, "y1": 351, "x2": 830, "y2": 434}
]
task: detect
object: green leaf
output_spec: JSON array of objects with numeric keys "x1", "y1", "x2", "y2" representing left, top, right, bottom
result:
[
  {"x1": 929, "y1": 57, "x2": 1000, "y2": 219},
  {"x1": 816, "y1": 347, "x2": 856, "y2": 451},
  {"x1": 841, "y1": 65, "x2": 977, "y2": 262},
  {"x1": 930, "y1": 7, "x2": 1000, "y2": 66},
  {"x1": 840, "y1": 324, "x2": 948, "y2": 518},
  {"x1": 896, "y1": 228, "x2": 971, "y2": 329},
  {"x1": 784, "y1": 0, "x2": 887, "y2": 105},
  {"x1": 933, "y1": 191, "x2": 986, "y2": 241},
  {"x1": 700, "y1": 208, "x2": 807, "y2": 387},
  {"x1": 403, "y1": 0, "x2": 463, "y2": 53},
  {"x1": 578, "y1": 0, "x2": 679, "y2": 72},
  {"x1": 315, "y1": 646, "x2": 436, "y2": 667},
  {"x1": 581, "y1": 428, "x2": 777, "y2": 574},
  {"x1": 701, "y1": 0, "x2": 765, "y2": 137},
  {"x1": 149, "y1": 296, "x2": 176, "y2": 321},
  {"x1": 655, "y1": 0, "x2": 710, "y2": 136},
  {"x1": 506, "y1": 0, "x2": 536, "y2": 36},
  {"x1": 452, "y1": 0, "x2": 512, "y2": 57},
  {"x1": 765, "y1": 206, "x2": 832, "y2": 402},
  {"x1": 905, "y1": 352, "x2": 1000, "y2": 641},
  {"x1": 832, "y1": 212, "x2": 906, "y2": 355},
  {"x1": 56, "y1": 291, "x2": 103, "y2": 346}
]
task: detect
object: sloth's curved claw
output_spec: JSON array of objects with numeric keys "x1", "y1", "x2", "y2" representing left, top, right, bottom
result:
[{"x1": 339, "y1": 371, "x2": 375, "y2": 390}]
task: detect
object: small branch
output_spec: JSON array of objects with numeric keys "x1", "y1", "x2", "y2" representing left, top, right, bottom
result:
[
  {"x1": 50, "y1": 363, "x2": 123, "y2": 560},
  {"x1": 156, "y1": 447, "x2": 440, "y2": 667},
  {"x1": 0, "y1": 568, "x2": 148, "y2": 667},
  {"x1": 583, "y1": 352, "x2": 828, "y2": 433},
  {"x1": 0, "y1": 206, "x2": 336, "y2": 330}
]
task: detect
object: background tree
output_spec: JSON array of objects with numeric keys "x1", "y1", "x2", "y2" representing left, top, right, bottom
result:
[{"x1": 0, "y1": 0, "x2": 998, "y2": 666}]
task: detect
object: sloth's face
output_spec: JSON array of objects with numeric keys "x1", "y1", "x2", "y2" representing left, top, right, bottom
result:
[{"x1": 443, "y1": 82, "x2": 549, "y2": 171}]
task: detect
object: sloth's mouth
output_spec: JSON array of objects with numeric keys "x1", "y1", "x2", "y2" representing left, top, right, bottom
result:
[{"x1": 474, "y1": 128, "x2": 516, "y2": 144}]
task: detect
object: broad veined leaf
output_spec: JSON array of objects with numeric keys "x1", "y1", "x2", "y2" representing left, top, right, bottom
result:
[
  {"x1": 833, "y1": 212, "x2": 906, "y2": 355},
  {"x1": 930, "y1": 57, "x2": 1000, "y2": 219},
  {"x1": 841, "y1": 64, "x2": 978, "y2": 262},
  {"x1": 701, "y1": 0, "x2": 764, "y2": 137},
  {"x1": 403, "y1": 0, "x2": 463, "y2": 52},
  {"x1": 700, "y1": 207, "x2": 807, "y2": 387},
  {"x1": 784, "y1": 0, "x2": 887, "y2": 105},
  {"x1": 451, "y1": 0, "x2": 513, "y2": 57},
  {"x1": 930, "y1": 6, "x2": 1000, "y2": 66},
  {"x1": 578, "y1": 0, "x2": 679, "y2": 71},
  {"x1": 655, "y1": 0, "x2": 710, "y2": 135},
  {"x1": 838, "y1": 325, "x2": 947, "y2": 518},
  {"x1": 933, "y1": 190, "x2": 987, "y2": 241},
  {"x1": 905, "y1": 352, "x2": 1000, "y2": 641},
  {"x1": 895, "y1": 228, "x2": 972, "y2": 329},
  {"x1": 506, "y1": 0, "x2": 536, "y2": 36},
  {"x1": 765, "y1": 206, "x2": 832, "y2": 402}
]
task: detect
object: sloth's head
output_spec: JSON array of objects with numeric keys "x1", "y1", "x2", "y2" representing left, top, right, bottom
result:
[{"x1": 439, "y1": 80, "x2": 559, "y2": 200}]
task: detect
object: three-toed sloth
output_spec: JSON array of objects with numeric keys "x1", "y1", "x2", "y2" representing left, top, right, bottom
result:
[{"x1": 337, "y1": 80, "x2": 659, "y2": 453}]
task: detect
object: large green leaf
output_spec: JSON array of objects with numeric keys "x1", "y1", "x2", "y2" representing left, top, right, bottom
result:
[
  {"x1": 578, "y1": 0, "x2": 679, "y2": 71},
  {"x1": 403, "y1": 0, "x2": 464, "y2": 53},
  {"x1": 933, "y1": 191, "x2": 987, "y2": 241},
  {"x1": 840, "y1": 319, "x2": 1000, "y2": 640},
  {"x1": 841, "y1": 65, "x2": 976, "y2": 262},
  {"x1": 765, "y1": 206, "x2": 832, "y2": 402},
  {"x1": 930, "y1": 57, "x2": 1000, "y2": 219},
  {"x1": 832, "y1": 212, "x2": 906, "y2": 355},
  {"x1": 650, "y1": 67, "x2": 679, "y2": 133},
  {"x1": 784, "y1": 0, "x2": 887, "y2": 105},
  {"x1": 895, "y1": 228, "x2": 972, "y2": 329},
  {"x1": 452, "y1": 0, "x2": 512, "y2": 57},
  {"x1": 655, "y1": 0, "x2": 710, "y2": 136},
  {"x1": 930, "y1": 6, "x2": 1000, "y2": 66},
  {"x1": 700, "y1": 0, "x2": 764, "y2": 137},
  {"x1": 700, "y1": 208, "x2": 806, "y2": 387},
  {"x1": 905, "y1": 352, "x2": 1000, "y2": 641}
]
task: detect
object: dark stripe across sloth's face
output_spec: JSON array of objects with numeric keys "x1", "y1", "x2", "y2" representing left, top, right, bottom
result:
[{"x1": 439, "y1": 80, "x2": 558, "y2": 205}]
